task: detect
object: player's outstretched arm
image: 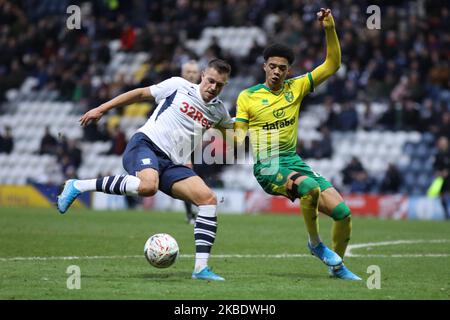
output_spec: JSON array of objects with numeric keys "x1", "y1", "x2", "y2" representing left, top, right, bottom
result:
[
  {"x1": 310, "y1": 8, "x2": 341, "y2": 87},
  {"x1": 213, "y1": 121, "x2": 248, "y2": 150},
  {"x1": 79, "y1": 87, "x2": 153, "y2": 126}
]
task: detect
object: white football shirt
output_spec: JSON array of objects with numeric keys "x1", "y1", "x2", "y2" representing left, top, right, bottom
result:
[{"x1": 137, "y1": 77, "x2": 234, "y2": 164}]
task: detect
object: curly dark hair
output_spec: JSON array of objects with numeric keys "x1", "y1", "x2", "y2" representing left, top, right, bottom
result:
[{"x1": 263, "y1": 43, "x2": 295, "y2": 65}]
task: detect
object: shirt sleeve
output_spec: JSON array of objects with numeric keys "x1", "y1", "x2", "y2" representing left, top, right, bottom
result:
[
  {"x1": 235, "y1": 91, "x2": 250, "y2": 124},
  {"x1": 149, "y1": 77, "x2": 185, "y2": 103},
  {"x1": 217, "y1": 108, "x2": 235, "y2": 129}
]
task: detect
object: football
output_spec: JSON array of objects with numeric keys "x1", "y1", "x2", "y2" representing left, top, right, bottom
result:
[{"x1": 144, "y1": 233, "x2": 179, "y2": 268}]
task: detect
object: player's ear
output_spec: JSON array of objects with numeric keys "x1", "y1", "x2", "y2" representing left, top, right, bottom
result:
[{"x1": 287, "y1": 67, "x2": 293, "y2": 78}]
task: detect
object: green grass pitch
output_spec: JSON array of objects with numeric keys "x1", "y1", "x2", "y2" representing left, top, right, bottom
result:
[{"x1": 0, "y1": 207, "x2": 449, "y2": 300}]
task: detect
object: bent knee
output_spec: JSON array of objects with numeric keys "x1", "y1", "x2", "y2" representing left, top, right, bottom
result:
[
  {"x1": 196, "y1": 191, "x2": 217, "y2": 206},
  {"x1": 139, "y1": 181, "x2": 158, "y2": 197},
  {"x1": 331, "y1": 202, "x2": 351, "y2": 221}
]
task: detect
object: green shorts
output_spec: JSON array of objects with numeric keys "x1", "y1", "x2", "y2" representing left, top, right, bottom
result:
[{"x1": 253, "y1": 153, "x2": 333, "y2": 199}]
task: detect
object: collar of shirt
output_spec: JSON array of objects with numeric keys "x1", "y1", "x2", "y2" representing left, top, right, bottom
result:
[{"x1": 195, "y1": 84, "x2": 205, "y2": 103}]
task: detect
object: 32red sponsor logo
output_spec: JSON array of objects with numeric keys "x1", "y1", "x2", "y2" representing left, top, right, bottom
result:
[{"x1": 180, "y1": 102, "x2": 212, "y2": 128}]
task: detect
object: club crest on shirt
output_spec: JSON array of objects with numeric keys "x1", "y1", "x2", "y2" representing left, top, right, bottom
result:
[
  {"x1": 273, "y1": 108, "x2": 285, "y2": 119},
  {"x1": 284, "y1": 90, "x2": 294, "y2": 103}
]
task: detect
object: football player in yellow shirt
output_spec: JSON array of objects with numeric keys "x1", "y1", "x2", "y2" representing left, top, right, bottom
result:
[{"x1": 235, "y1": 8, "x2": 360, "y2": 280}]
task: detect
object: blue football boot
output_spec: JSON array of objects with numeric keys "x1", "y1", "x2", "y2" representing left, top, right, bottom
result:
[
  {"x1": 57, "y1": 179, "x2": 81, "y2": 214},
  {"x1": 329, "y1": 264, "x2": 362, "y2": 281},
  {"x1": 308, "y1": 241, "x2": 343, "y2": 267},
  {"x1": 192, "y1": 267, "x2": 225, "y2": 281}
]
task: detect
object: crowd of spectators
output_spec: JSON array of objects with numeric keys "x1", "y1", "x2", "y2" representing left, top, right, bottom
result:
[
  {"x1": 1, "y1": 0, "x2": 449, "y2": 193},
  {"x1": 37, "y1": 122, "x2": 128, "y2": 180},
  {"x1": 38, "y1": 126, "x2": 82, "y2": 180}
]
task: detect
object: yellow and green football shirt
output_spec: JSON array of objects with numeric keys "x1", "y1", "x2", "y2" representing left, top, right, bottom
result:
[{"x1": 236, "y1": 73, "x2": 314, "y2": 160}]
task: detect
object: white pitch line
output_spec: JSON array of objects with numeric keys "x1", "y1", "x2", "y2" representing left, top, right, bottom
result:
[
  {"x1": 0, "y1": 255, "x2": 143, "y2": 262},
  {"x1": 0, "y1": 253, "x2": 310, "y2": 262},
  {"x1": 1, "y1": 239, "x2": 449, "y2": 262},
  {"x1": 345, "y1": 239, "x2": 450, "y2": 257},
  {"x1": 204, "y1": 253, "x2": 311, "y2": 259},
  {"x1": 348, "y1": 254, "x2": 450, "y2": 258}
]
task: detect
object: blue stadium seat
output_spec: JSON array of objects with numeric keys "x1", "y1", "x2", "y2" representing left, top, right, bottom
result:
[
  {"x1": 417, "y1": 173, "x2": 431, "y2": 190},
  {"x1": 403, "y1": 142, "x2": 416, "y2": 156},
  {"x1": 410, "y1": 186, "x2": 424, "y2": 196},
  {"x1": 404, "y1": 172, "x2": 416, "y2": 187},
  {"x1": 409, "y1": 159, "x2": 423, "y2": 173},
  {"x1": 414, "y1": 143, "x2": 431, "y2": 160},
  {"x1": 421, "y1": 132, "x2": 435, "y2": 147}
]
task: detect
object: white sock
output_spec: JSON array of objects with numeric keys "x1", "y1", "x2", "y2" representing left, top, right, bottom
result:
[
  {"x1": 194, "y1": 204, "x2": 217, "y2": 272},
  {"x1": 197, "y1": 204, "x2": 216, "y2": 217},
  {"x1": 194, "y1": 253, "x2": 209, "y2": 273},
  {"x1": 74, "y1": 179, "x2": 96, "y2": 192},
  {"x1": 122, "y1": 175, "x2": 140, "y2": 196},
  {"x1": 74, "y1": 175, "x2": 141, "y2": 196}
]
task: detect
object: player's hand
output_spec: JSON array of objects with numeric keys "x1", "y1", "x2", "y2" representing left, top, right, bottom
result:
[
  {"x1": 79, "y1": 107, "x2": 104, "y2": 126},
  {"x1": 317, "y1": 8, "x2": 335, "y2": 29}
]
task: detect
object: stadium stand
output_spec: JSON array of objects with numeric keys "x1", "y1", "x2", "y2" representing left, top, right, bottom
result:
[{"x1": 0, "y1": 0, "x2": 449, "y2": 200}]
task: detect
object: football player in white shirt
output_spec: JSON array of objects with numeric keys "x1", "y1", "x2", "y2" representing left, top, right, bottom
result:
[
  {"x1": 180, "y1": 59, "x2": 201, "y2": 225},
  {"x1": 57, "y1": 59, "x2": 233, "y2": 281}
]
